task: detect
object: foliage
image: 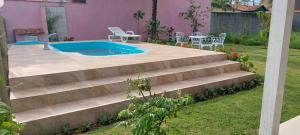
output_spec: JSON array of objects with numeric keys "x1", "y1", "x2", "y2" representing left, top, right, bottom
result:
[
  {"x1": 146, "y1": 20, "x2": 166, "y2": 40},
  {"x1": 179, "y1": 0, "x2": 210, "y2": 33},
  {"x1": 222, "y1": 48, "x2": 255, "y2": 72},
  {"x1": 80, "y1": 123, "x2": 92, "y2": 133},
  {"x1": 290, "y1": 32, "x2": 300, "y2": 49},
  {"x1": 61, "y1": 123, "x2": 73, "y2": 135},
  {"x1": 195, "y1": 78, "x2": 262, "y2": 102},
  {"x1": 64, "y1": 37, "x2": 75, "y2": 41},
  {"x1": 0, "y1": 101, "x2": 24, "y2": 135},
  {"x1": 166, "y1": 26, "x2": 175, "y2": 42},
  {"x1": 97, "y1": 116, "x2": 115, "y2": 126},
  {"x1": 257, "y1": 11, "x2": 271, "y2": 47},
  {"x1": 133, "y1": 10, "x2": 145, "y2": 34},
  {"x1": 211, "y1": 0, "x2": 231, "y2": 11},
  {"x1": 46, "y1": 14, "x2": 60, "y2": 42},
  {"x1": 117, "y1": 78, "x2": 193, "y2": 135},
  {"x1": 224, "y1": 34, "x2": 264, "y2": 46},
  {"x1": 224, "y1": 33, "x2": 300, "y2": 49}
]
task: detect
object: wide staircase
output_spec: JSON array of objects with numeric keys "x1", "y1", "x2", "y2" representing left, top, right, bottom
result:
[{"x1": 10, "y1": 53, "x2": 255, "y2": 135}]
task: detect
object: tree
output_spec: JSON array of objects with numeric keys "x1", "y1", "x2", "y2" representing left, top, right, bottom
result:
[
  {"x1": 133, "y1": 10, "x2": 145, "y2": 34},
  {"x1": 257, "y1": 11, "x2": 271, "y2": 47},
  {"x1": 150, "y1": 0, "x2": 158, "y2": 40},
  {"x1": 180, "y1": 0, "x2": 210, "y2": 33},
  {"x1": 0, "y1": 15, "x2": 9, "y2": 105}
]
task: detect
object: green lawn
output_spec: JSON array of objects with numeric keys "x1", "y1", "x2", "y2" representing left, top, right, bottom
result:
[{"x1": 88, "y1": 44, "x2": 300, "y2": 135}]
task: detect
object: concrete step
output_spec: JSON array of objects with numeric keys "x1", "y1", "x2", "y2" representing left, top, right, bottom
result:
[
  {"x1": 11, "y1": 61, "x2": 240, "y2": 113},
  {"x1": 10, "y1": 54, "x2": 226, "y2": 91},
  {"x1": 15, "y1": 71, "x2": 255, "y2": 135}
]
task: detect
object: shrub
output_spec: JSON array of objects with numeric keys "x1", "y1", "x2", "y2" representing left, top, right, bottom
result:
[
  {"x1": 61, "y1": 123, "x2": 73, "y2": 135},
  {"x1": 194, "y1": 78, "x2": 262, "y2": 102},
  {"x1": 117, "y1": 78, "x2": 193, "y2": 135},
  {"x1": 0, "y1": 101, "x2": 24, "y2": 135},
  {"x1": 290, "y1": 32, "x2": 300, "y2": 49},
  {"x1": 97, "y1": 116, "x2": 115, "y2": 126},
  {"x1": 80, "y1": 123, "x2": 92, "y2": 133},
  {"x1": 222, "y1": 48, "x2": 256, "y2": 72}
]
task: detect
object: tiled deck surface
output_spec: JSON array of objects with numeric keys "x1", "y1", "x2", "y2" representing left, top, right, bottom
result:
[
  {"x1": 8, "y1": 41, "x2": 222, "y2": 78},
  {"x1": 279, "y1": 115, "x2": 300, "y2": 135}
]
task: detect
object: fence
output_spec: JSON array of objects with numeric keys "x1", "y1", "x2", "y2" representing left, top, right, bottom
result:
[
  {"x1": 211, "y1": 12, "x2": 300, "y2": 35},
  {"x1": 211, "y1": 12, "x2": 263, "y2": 35}
]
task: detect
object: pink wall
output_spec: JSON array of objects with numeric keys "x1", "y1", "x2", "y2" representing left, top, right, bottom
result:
[{"x1": 1, "y1": 0, "x2": 211, "y2": 43}]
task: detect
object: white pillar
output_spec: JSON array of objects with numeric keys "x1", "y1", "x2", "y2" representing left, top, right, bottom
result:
[{"x1": 259, "y1": 0, "x2": 295, "y2": 135}]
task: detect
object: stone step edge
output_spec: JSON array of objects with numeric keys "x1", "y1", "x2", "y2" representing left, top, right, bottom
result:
[
  {"x1": 14, "y1": 71, "x2": 255, "y2": 123},
  {"x1": 11, "y1": 60, "x2": 239, "y2": 100}
]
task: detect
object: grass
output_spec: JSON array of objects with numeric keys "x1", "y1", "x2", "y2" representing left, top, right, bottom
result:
[{"x1": 88, "y1": 44, "x2": 300, "y2": 135}]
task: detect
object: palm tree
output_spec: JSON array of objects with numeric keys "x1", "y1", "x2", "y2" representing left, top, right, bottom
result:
[
  {"x1": 133, "y1": 10, "x2": 145, "y2": 34},
  {"x1": 150, "y1": 0, "x2": 158, "y2": 40}
]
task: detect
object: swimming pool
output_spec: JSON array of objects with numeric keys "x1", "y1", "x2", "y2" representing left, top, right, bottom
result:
[
  {"x1": 50, "y1": 41, "x2": 144, "y2": 56},
  {"x1": 15, "y1": 41, "x2": 45, "y2": 45}
]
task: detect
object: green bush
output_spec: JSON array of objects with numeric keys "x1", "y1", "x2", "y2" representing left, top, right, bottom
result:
[
  {"x1": 194, "y1": 78, "x2": 262, "y2": 102},
  {"x1": 0, "y1": 101, "x2": 24, "y2": 135},
  {"x1": 225, "y1": 32, "x2": 300, "y2": 49},
  {"x1": 118, "y1": 78, "x2": 193, "y2": 135},
  {"x1": 225, "y1": 34, "x2": 264, "y2": 46},
  {"x1": 290, "y1": 32, "x2": 300, "y2": 49}
]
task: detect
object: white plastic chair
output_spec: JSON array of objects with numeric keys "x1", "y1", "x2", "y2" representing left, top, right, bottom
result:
[
  {"x1": 212, "y1": 33, "x2": 226, "y2": 50},
  {"x1": 175, "y1": 32, "x2": 189, "y2": 46},
  {"x1": 108, "y1": 27, "x2": 141, "y2": 43},
  {"x1": 24, "y1": 35, "x2": 39, "y2": 41}
]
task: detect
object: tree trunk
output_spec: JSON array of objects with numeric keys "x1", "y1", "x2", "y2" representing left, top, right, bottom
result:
[
  {"x1": 0, "y1": 14, "x2": 10, "y2": 105},
  {"x1": 151, "y1": 0, "x2": 158, "y2": 40}
]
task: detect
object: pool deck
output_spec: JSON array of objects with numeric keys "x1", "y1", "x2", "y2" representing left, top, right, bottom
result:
[{"x1": 8, "y1": 41, "x2": 222, "y2": 78}]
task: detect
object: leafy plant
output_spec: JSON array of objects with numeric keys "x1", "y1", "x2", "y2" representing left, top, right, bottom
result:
[
  {"x1": 194, "y1": 78, "x2": 262, "y2": 102},
  {"x1": 166, "y1": 26, "x2": 175, "y2": 42},
  {"x1": 179, "y1": 0, "x2": 210, "y2": 32},
  {"x1": 211, "y1": 0, "x2": 231, "y2": 11},
  {"x1": 133, "y1": 10, "x2": 145, "y2": 34},
  {"x1": 80, "y1": 122, "x2": 92, "y2": 133},
  {"x1": 257, "y1": 11, "x2": 271, "y2": 47},
  {"x1": 64, "y1": 37, "x2": 75, "y2": 41},
  {"x1": 0, "y1": 101, "x2": 24, "y2": 135},
  {"x1": 117, "y1": 78, "x2": 193, "y2": 135},
  {"x1": 46, "y1": 14, "x2": 60, "y2": 42},
  {"x1": 61, "y1": 123, "x2": 73, "y2": 135},
  {"x1": 223, "y1": 48, "x2": 255, "y2": 72},
  {"x1": 146, "y1": 20, "x2": 166, "y2": 40},
  {"x1": 97, "y1": 116, "x2": 114, "y2": 126}
]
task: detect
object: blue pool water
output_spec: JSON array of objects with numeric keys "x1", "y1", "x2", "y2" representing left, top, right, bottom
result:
[
  {"x1": 50, "y1": 41, "x2": 144, "y2": 56},
  {"x1": 15, "y1": 41, "x2": 45, "y2": 45}
]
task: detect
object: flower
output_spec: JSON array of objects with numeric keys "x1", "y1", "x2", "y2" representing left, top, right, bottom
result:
[
  {"x1": 227, "y1": 54, "x2": 232, "y2": 59},
  {"x1": 228, "y1": 48, "x2": 233, "y2": 51},
  {"x1": 232, "y1": 51, "x2": 237, "y2": 57},
  {"x1": 237, "y1": 53, "x2": 241, "y2": 58}
]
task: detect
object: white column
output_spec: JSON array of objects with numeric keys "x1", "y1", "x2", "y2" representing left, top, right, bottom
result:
[{"x1": 259, "y1": 0, "x2": 295, "y2": 135}]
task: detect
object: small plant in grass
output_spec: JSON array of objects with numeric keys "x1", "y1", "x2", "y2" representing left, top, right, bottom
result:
[
  {"x1": 97, "y1": 116, "x2": 115, "y2": 126},
  {"x1": 165, "y1": 26, "x2": 175, "y2": 42},
  {"x1": 0, "y1": 101, "x2": 24, "y2": 135},
  {"x1": 222, "y1": 48, "x2": 255, "y2": 72},
  {"x1": 194, "y1": 78, "x2": 262, "y2": 102},
  {"x1": 117, "y1": 78, "x2": 193, "y2": 135},
  {"x1": 61, "y1": 123, "x2": 73, "y2": 135},
  {"x1": 80, "y1": 122, "x2": 92, "y2": 133}
]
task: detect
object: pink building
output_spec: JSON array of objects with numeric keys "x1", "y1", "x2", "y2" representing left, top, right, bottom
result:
[{"x1": 1, "y1": 0, "x2": 211, "y2": 43}]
